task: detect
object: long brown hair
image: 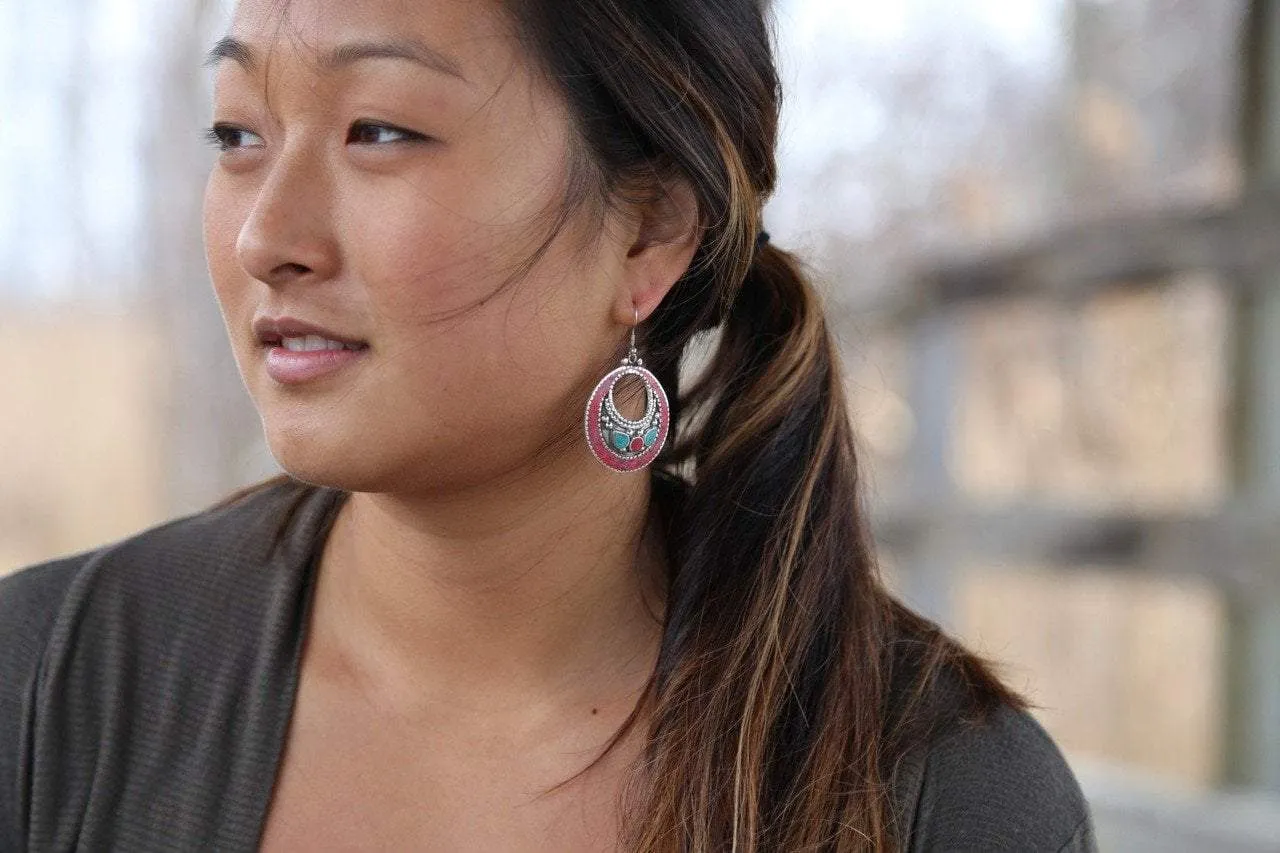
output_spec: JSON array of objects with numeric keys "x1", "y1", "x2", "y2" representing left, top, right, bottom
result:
[{"x1": 211, "y1": 0, "x2": 1027, "y2": 848}]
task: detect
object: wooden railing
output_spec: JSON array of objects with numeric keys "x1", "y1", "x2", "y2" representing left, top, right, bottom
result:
[{"x1": 863, "y1": 185, "x2": 1280, "y2": 811}]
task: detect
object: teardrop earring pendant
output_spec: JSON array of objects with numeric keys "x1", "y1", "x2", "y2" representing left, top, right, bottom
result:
[{"x1": 584, "y1": 308, "x2": 669, "y2": 473}]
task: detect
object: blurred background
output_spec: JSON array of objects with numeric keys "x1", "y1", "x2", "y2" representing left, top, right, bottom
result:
[{"x1": 2, "y1": 0, "x2": 1279, "y2": 849}]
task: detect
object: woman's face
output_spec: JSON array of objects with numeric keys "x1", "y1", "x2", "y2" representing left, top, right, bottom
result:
[{"x1": 203, "y1": 0, "x2": 634, "y2": 493}]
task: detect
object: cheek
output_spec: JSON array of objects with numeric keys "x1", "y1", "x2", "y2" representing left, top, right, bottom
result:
[
  {"x1": 342, "y1": 207, "x2": 610, "y2": 465},
  {"x1": 342, "y1": 98, "x2": 577, "y2": 319},
  {"x1": 356, "y1": 213, "x2": 515, "y2": 323},
  {"x1": 360, "y1": 243, "x2": 600, "y2": 407},
  {"x1": 341, "y1": 163, "x2": 559, "y2": 320},
  {"x1": 202, "y1": 175, "x2": 248, "y2": 310}
]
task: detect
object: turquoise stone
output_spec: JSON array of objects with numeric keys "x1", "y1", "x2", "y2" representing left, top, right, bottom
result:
[
  {"x1": 643, "y1": 427, "x2": 659, "y2": 448},
  {"x1": 611, "y1": 431, "x2": 630, "y2": 452}
]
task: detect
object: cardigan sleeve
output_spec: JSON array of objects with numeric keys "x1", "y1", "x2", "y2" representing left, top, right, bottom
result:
[{"x1": 0, "y1": 554, "x2": 90, "y2": 853}]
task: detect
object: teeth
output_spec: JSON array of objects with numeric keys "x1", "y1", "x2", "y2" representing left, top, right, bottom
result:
[{"x1": 280, "y1": 335, "x2": 363, "y2": 352}]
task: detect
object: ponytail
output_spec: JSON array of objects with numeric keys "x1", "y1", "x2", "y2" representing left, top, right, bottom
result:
[{"x1": 627, "y1": 239, "x2": 1026, "y2": 851}]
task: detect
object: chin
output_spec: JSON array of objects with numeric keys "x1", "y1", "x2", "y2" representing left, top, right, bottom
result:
[
  {"x1": 258, "y1": 416, "x2": 370, "y2": 489},
  {"x1": 267, "y1": 453, "x2": 392, "y2": 495},
  {"x1": 258, "y1": 422, "x2": 453, "y2": 495}
]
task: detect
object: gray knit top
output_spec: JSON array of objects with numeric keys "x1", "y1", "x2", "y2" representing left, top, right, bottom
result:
[{"x1": 0, "y1": 480, "x2": 1096, "y2": 851}]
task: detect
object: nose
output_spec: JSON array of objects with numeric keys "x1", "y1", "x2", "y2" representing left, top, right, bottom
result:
[{"x1": 235, "y1": 144, "x2": 340, "y2": 287}]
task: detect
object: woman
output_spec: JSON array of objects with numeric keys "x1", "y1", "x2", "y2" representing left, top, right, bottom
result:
[{"x1": 0, "y1": 0, "x2": 1096, "y2": 850}]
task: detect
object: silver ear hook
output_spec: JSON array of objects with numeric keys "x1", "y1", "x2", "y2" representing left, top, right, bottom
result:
[{"x1": 628, "y1": 306, "x2": 642, "y2": 366}]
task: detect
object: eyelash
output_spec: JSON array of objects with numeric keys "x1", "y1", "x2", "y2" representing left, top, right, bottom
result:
[{"x1": 202, "y1": 121, "x2": 430, "y2": 152}]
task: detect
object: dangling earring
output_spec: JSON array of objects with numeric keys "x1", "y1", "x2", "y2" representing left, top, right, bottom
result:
[{"x1": 584, "y1": 306, "x2": 670, "y2": 473}]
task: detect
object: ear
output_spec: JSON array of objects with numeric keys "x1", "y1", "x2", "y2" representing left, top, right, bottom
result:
[{"x1": 612, "y1": 177, "x2": 702, "y2": 326}]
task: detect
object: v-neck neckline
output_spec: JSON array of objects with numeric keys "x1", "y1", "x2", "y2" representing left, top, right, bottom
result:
[{"x1": 247, "y1": 482, "x2": 351, "y2": 852}]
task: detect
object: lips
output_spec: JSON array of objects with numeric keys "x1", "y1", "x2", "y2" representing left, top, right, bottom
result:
[
  {"x1": 264, "y1": 343, "x2": 367, "y2": 384},
  {"x1": 252, "y1": 315, "x2": 368, "y2": 348}
]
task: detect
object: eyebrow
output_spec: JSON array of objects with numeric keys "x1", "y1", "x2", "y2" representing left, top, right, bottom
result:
[{"x1": 202, "y1": 35, "x2": 471, "y2": 85}]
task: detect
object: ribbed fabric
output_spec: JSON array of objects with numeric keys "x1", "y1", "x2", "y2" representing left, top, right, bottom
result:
[
  {"x1": 1, "y1": 481, "x2": 343, "y2": 852},
  {"x1": 1, "y1": 478, "x2": 1095, "y2": 852},
  {"x1": 892, "y1": 702, "x2": 1097, "y2": 852}
]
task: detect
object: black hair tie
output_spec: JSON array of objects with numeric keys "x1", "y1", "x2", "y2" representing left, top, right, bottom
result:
[{"x1": 754, "y1": 230, "x2": 771, "y2": 254}]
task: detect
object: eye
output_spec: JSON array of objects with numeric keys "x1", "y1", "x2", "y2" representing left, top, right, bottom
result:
[
  {"x1": 347, "y1": 121, "x2": 430, "y2": 146},
  {"x1": 203, "y1": 124, "x2": 264, "y2": 152}
]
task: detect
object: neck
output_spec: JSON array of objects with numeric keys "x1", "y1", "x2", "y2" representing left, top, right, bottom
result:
[{"x1": 311, "y1": 454, "x2": 667, "y2": 718}]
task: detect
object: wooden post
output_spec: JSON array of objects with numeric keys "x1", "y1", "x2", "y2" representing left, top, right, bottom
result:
[
  {"x1": 1222, "y1": 0, "x2": 1280, "y2": 792},
  {"x1": 1223, "y1": 283, "x2": 1280, "y2": 791},
  {"x1": 900, "y1": 309, "x2": 963, "y2": 630}
]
